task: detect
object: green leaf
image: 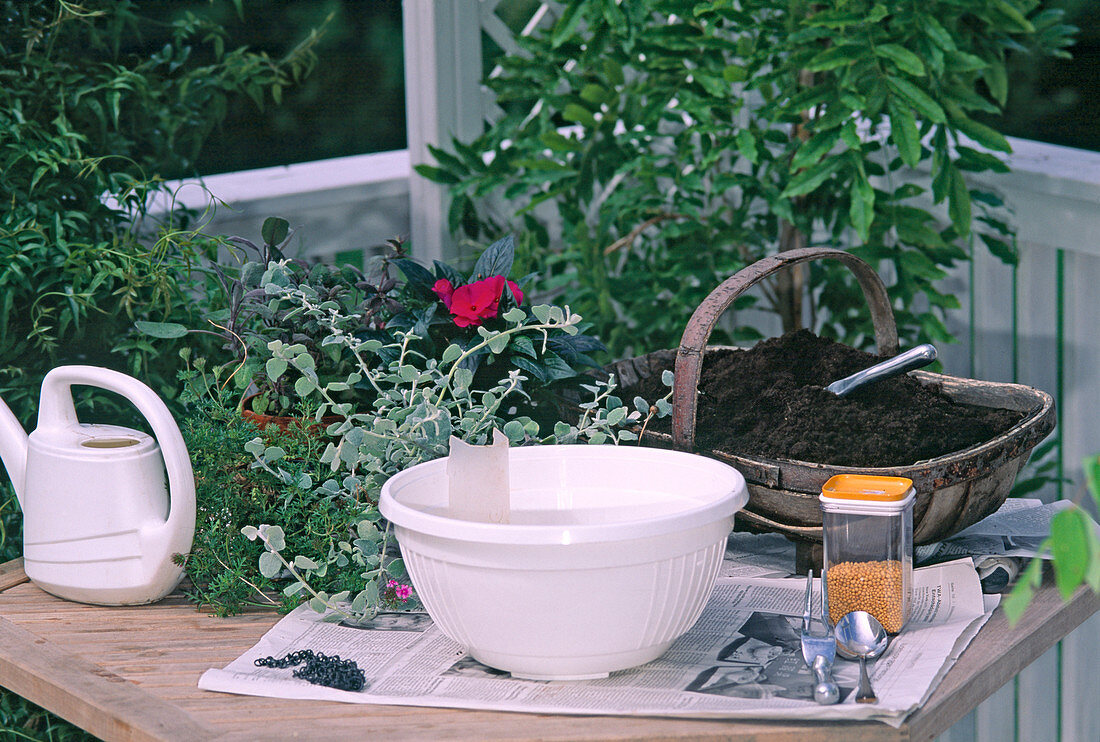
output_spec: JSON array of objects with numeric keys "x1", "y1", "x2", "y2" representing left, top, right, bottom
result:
[
  {"x1": 470, "y1": 234, "x2": 515, "y2": 281},
  {"x1": 952, "y1": 116, "x2": 1012, "y2": 153},
  {"x1": 723, "y1": 64, "x2": 748, "y2": 83},
  {"x1": 387, "y1": 559, "x2": 407, "y2": 580},
  {"x1": 265, "y1": 357, "x2": 288, "y2": 382},
  {"x1": 414, "y1": 164, "x2": 460, "y2": 184},
  {"x1": 604, "y1": 57, "x2": 624, "y2": 85},
  {"x1": 502, "y1": 307, "x2": 526, "y2": 322},
  {"x1": 947, "y1": 165, "x2": 972, "y2": 236},
  {"x1": 487, "y1": 332, "x2": 509, "y2": 354},
  {"x1": 875, "y1": 44, "x2": 925, "y2": 76},
  {"x1": 261, "y1": 216, "x2": 290, "y2": 247},
  {"x1": 850, "y1": 175, "x2": 875, "y2": 242},
  {"x1": 580, "y1": 84, "x2": 609, "y2": 105},
  {"x1": 983, "y1": 62, "x2": 1009, "y2": 106},
  {"x1": 503, "y1": 419, "x2": 526, "y2": 442},
  {"x1": 1084, "y1": 454, "x2": 1100, "y2": 500},
  {"x1": 805, "y1": 44, "x2": 865, "y2": 72},
  {"x1": 507, "y1": 335, "x2": 535, "y2": 359},
  {"x1": 134, "y1": 320, "x2": 189, "y2": 339},
  {"x1": 956, "y1": 146, "x2": 1009, "y2": 174},
  {"x1": 563, "y1": 103, "x2": 598, "y2": 128},
  {"x1": 539, "y1": 351, "x2": 577, "y2": 381},
  {"x1": 1051, "y1": 508, "x2": 1091, "y2": 600},
  {"x1": 979, "y1": 233, "x2": 1018, "y2": 265},
  {"x1": 394, "y1": 258, "x2": 439, "y2": 298},
  {"x1": 453, "y1": 367, "x2": 474, "y2": 390},
  {"x1": 888, "y1": 99, "x2": 921, "y2": 168},
  {"x1": 441, "y1": 344, "x2": 462, "y2": 364},
  {"x1": 735, "y1": 129, "x2": 758, "y2": 164},
  {"x1": 540, "y1": 130, "x2": 581, "y2": 152},
  {"x1": 293, "y1": 555, "x2": 319, "y2": 570},
  {"x1": 991, "y1": 0, "x2": 1034, "y2": 32},
  {"x1": 551, "y1": 0, "x2": 585, "y2": 48},
  {"x1": 258, "y1": 551, "x2": 282, "y2": 579},
  {"x1": 921, "y1": 16, "x2": 956, "y2": 51},
  {"x1": 781, "y1": 156, "x2": 845, "y2": 198},
  {"x1": 791, "y1": 129, "x2": 841, "y2": 170},
  {"x1": 886, "y1": 78, "x2": 945, "y2": 123},
  {"x1": 294, "y1": 377, "x2": 315, "y2": 398},
  {"x1": 261, "y1": 525, "x2": 286, "y2": 551},
  {"x1": 532, "y1": 305, "x2": 552, "y2": 323}
]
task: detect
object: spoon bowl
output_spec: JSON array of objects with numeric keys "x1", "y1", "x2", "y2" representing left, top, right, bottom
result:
[{"x1": 835, "y1": 611, "x2": 889, "y2": 704}]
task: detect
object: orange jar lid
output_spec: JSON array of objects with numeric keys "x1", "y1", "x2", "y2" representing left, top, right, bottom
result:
[{"x1": 821, "y1": 474, "x2": 914, "y2": 502}]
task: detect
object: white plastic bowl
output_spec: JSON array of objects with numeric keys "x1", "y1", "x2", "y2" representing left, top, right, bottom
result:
[{"x1": 379, "y1": 445, "x2": 747, "y2": 680}]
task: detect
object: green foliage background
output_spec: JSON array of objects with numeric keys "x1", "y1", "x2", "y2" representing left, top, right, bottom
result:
[
  {"x1": 0, "y1": 0, "x2": 321, "y2": 558},
  {"x1": 422, "y1": 0, "x2": 1072, "y2": 358},
  {"x1": 135, "y1": 0, "x2": 406, "y2": 176},
  {"x1": 0, "y1": 2, "x2": 322, "y2": 737}
]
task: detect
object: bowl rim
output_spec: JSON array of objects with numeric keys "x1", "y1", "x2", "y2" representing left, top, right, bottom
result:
[{"x1": 379, "y1": 445, "x2": 747, "y2": 545}]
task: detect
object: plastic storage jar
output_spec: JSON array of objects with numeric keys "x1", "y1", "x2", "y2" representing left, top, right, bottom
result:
[{"x1": 820, "y1": 474, "x2": 914, "y2": 634}]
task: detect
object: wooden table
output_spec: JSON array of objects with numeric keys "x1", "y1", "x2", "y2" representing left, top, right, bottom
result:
[{"x1": 0, "y1": 558, "x2": 1095, "y2": 742}]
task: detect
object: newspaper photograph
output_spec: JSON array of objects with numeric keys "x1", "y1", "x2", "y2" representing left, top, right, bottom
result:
[{"x1": 199, "y1": 558, "x2": 995, "y2": 726}]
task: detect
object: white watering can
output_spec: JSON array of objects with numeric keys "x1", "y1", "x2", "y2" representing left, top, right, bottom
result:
[{"x1": 0, "y1": 366, "x2": 195, "y2": 605}]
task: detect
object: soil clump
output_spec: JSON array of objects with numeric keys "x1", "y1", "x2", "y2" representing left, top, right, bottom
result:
[{"x1": 630, "y1": 330, "x2": 1024, "y2": 468}]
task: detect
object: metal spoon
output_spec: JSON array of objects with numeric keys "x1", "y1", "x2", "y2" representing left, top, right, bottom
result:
[
  {"x1": 835, "y1": 611, "x2": 889, "y2": 704},
  {"x1": 825, "y1": 344, "x2": 937, "y2": 397}
]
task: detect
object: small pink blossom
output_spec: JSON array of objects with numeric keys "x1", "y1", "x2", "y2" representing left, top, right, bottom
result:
[{"x1": 395, "y1": 584, "x2": 412, "y2": 601}]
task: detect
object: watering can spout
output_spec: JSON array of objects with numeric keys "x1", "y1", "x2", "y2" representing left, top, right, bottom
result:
[{"x1": 0, "y1": 396, "x2": 28, "y2": 506}]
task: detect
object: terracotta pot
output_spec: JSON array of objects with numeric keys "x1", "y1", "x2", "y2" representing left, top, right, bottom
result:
[{"x1": 239, "y1": 393, "x2": 343, "y2": 433}]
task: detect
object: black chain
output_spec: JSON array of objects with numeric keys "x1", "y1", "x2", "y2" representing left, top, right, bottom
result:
[{"x1": 254, "y1": 649, "x2": 366, "y2": 692}]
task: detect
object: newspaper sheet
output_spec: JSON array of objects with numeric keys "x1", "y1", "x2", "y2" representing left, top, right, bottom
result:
[
  {"x1": 916, "y1": 498, "x2": 1097, "y2": 590},
  {"x1": 199, "y1": 558, "x2": 994, "y2": 726}
]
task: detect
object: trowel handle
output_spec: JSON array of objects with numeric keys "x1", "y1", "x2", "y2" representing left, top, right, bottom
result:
[
  {"x1": 825, "y1": 344, "x2": 938, "y2": 397},
  {"x1": 38, "y1": 366, "x2": 196, "y2": 536}
]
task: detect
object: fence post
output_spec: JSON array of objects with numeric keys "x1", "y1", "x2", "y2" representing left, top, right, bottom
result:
[{"x1": 402, "y1": 0, "x2": 485, "y2": 265}]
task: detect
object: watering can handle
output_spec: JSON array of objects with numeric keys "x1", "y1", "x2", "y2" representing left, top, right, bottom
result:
[
  {"x1": 672, "y1": 247, "x2": 899, "y2": 452},
  {"x1": 38, "y1": 366, "x2": 196, "y2": 539}
]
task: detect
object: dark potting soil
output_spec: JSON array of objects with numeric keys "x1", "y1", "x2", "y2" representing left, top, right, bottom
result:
[{"x1": 630, "y1": 330, "x2": 1025, "y2": 468}]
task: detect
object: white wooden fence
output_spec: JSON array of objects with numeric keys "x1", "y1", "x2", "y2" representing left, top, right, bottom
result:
[{"x1": 186, "y1": 2, "x2": 1098, "y2": 739}]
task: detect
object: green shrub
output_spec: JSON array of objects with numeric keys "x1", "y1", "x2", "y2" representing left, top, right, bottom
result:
[
  {"x1": 0, "y1": 0, "x2": 321, "y2": 556},
  {"x1": 0, "y1": 2, "x2": 322, "y2": 733},
  {"x1": 422, "y1": 0, "x2": 1074, "y2": 357}
]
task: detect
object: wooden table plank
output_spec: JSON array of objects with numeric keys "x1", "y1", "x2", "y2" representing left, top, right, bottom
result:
[
  {"x1": 0, "y1": 559, "x2": 1095, "y2": 742},
  {"x1": 0, "y1": 557, "x2": 28, "y2": 591},
  {"x1": 0, "y1": 617, "x2": 218, "y2": 742},
  {"x1": 908, "y1": 584, "x2": 1100, "y2": 742}
]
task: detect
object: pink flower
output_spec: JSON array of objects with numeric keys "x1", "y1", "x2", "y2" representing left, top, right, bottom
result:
[
  {"x1": 448, "y1": 275, "x2": 505, "y2": 327},
  {"x1": 433, "y1": 275, "x2": 525, "y2": 328},
  {"x1": 395, "y1": 584, "x2": 412, "y2": 601},
  {"x1": 502, "y1": 279, "x2": 524, "y2": 308},
  {"x1": 431, "y1": 279, "x2": 455, "y2": 309}
]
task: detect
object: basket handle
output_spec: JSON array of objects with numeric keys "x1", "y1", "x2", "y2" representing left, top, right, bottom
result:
[{"x1": 672, "y1": 247, "x2": 899, "y2": 451}]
